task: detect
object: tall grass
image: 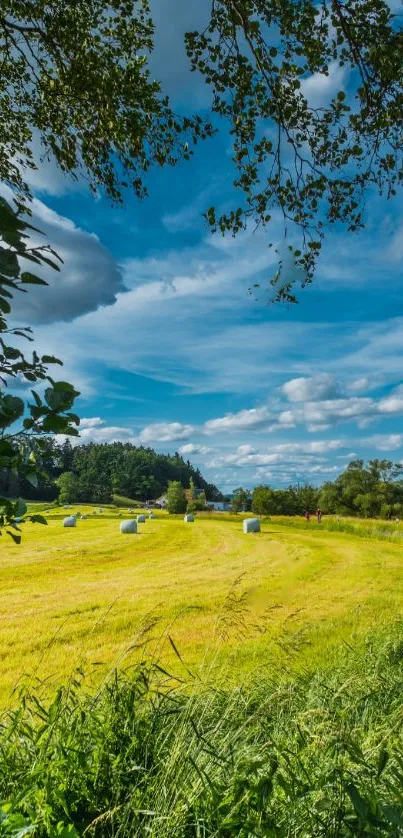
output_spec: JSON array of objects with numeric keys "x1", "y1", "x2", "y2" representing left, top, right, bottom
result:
[
  {"x1": 1, "y1": 625, "x2": 403, "y2": 836},
  {"x1": 272, "y1": 515, "x2": 403, "y2": 543}
]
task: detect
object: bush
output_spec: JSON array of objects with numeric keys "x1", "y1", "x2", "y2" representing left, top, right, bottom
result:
[{"x1": 187, "y1": 497, "x2": 209, "y2": 513}]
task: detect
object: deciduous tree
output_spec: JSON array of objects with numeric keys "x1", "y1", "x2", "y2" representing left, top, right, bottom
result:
[{"x1": 166, "y1": 481, "x2": 187, "y2": 515}]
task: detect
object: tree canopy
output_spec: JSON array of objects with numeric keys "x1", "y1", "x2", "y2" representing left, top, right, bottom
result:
[
  {"x1": 187, "y1": 0, "x2": 402, "y2": 299},
  {"x1": 0, "y1": 0, "x2": 213, "y2": 201},
  {"x1": 0, "y1": 0, "x2": 401, "y2": 292}
]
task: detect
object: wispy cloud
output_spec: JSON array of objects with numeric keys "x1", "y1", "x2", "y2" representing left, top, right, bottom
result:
[{"x1": 139, "y1": 422, "x2": 195, "y2": 443}]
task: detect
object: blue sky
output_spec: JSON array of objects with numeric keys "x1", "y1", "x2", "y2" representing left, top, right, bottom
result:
[{"x1": 9, "y1": 0, "x2": 403, "y2": 492}]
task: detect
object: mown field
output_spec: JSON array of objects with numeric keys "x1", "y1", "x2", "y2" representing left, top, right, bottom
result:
[{"x1": 1, "y1": 507, "x2": 403, "y2": 706}]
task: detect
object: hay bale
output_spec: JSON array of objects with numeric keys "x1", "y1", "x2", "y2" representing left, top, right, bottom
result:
[
  {"x1": 243, "y1": 517, "x2": 260, "y2": 534},
  {"x1": 184, "y1": 514, "x2": 194, "y2": 523},
  {"x1": 149, "y1": 513, "x2": 156, "y2": 519},
  {"x1": 137, "y1": 514, "x2": 146, "y2": 523},
  {"x1": 81, "y1": 514, "x2": 87, "y2": 520},
  {"x1": 63, "y1": 516, "x2": 77, "y2": 528},
  {"x1": 120, "y1": 519, "x2": 137, "y2": 534}
]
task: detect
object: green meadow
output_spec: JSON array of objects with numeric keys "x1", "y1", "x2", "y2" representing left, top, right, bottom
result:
[{"x1": 2, "y1": 508, "x2": 403, "y2": 705}]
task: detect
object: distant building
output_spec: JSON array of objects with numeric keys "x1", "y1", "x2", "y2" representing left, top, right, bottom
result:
[
  {"x1": 208, "y1": 501, "x2": 231, "y2": 512},
  {"x1": 155, "y1": 495, "x2": 168, "y2": 508}
]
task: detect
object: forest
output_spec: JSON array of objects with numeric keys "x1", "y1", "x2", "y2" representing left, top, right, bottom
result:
[{"x1": 0, "y1": 439, "x2": 223, "y2": 504}]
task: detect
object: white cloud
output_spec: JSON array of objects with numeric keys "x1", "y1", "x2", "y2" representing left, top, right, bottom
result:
[
  {"x1": 204, "y1": 407, "x2": 272, "y2": 434},
  {"x1": 378, "y1": 389, "x2": 403, "y2": 414},
  {"x1": 69, "y1": 418, "x2": 139, "y2": 445},
  {"x1": 236, "y1": 444, "x2": 257, "y2": 456},
  {"x1": 139, "y1": 422, "x2": 194, "y2": 443},
  {"x1": 178, "y1": 443, "x2": 212, "y2": 455},
  {"x1": 347, "y1": 377, "x2": 370, "y2": 392},
  {"x1": 363, "y1": 434, "x2": 403, "y2": 452},
  {"x1": 206, "y1": 440, "x2": 344, "y2": 470},
  {"x1": 273, "y1": 440, "x2": 343, "y2": 454},
  {"x1": 79, "y1": 417, "x2": 105, "y2": 429},
  {"x1": 301, "y1": 62, "x2": 348, "y2": 108},
  {"x1": 79, "y1": 426, "x2": 139, "y2": 444},
  {"x1": 278, "y1": 397, "x2": 377, "y2": 430},
  {"x1": 282, "y1": 374, "x2": 340, "y2": 402}
]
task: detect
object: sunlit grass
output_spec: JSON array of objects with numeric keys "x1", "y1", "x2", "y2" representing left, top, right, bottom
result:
[{"x1": 1, "y1": 508, "x2": 403, "y2": 705}]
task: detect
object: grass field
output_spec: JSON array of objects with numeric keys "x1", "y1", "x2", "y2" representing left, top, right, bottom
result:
[{"x1": 2, "y1": 507, "x2": 403, "y2": 705}]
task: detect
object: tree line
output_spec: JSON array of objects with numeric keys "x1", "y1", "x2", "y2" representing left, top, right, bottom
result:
[
  {"x1": 2, "y1": 445, "x2": 402, "y2": 520},
  {"x1": 0, "y1": 438, "x2": 222, "y2": 505},
  {"x1": 232, "y1": 460, "x2": 403, "y2": 519}
]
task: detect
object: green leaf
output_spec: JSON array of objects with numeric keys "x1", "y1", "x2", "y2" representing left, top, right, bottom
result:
[
  {"x1": 15, "y1": 498, "x2": 27, "y2": 517},
  {"x1": 0, "y1": 296, "x2": 11, "y2": 314},
  {"x1": 7, "y1": 531, "x2": 21, "y2": 544},
  {"x1": 20, "y1": 272, "x2": 48, "y2": 286},
  {"x1": 41, "y1": 415, "x2": 72, "y2": 433},
  {"x1": 53, "y1": 381, "x2": 78, "y2": 393},
  {"x1": 0, "y1": 395, "x2": 24, "y2": 428},
  {"x1": 347, "y1": 783, "x2": 369, "y2": 819},
  {"x1": 41, "y1": 355, "x2": 63, "y2": 365},
  {"x1": 44, "y1": 388, "x2": 75, "y2": 412},
  {"x1": 3, "y1": 345, "x2": 21, "y2": 360},
  {"x1": 377, "y1": 747, "x2": 389, "y2": 776},
  {"x1": 31, "y1": 391, "x2": 42, "y2": 408},
  {"x1": 0, "y1": 250, "x2": 19, "y2": 277},
  {"x1": 30, "y1": 514, "x2": 48, "y2": 525}
]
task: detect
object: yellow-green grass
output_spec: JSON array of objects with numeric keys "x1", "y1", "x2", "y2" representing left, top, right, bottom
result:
[{"x1": 1, "y1": 509, "x2": 403, "y2": 706}]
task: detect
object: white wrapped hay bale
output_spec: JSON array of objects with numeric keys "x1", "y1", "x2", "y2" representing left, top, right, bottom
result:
[
  {"x1": 137, "y1": 514, "x2": 146, "y2": 523},
  {"x1": 81, "y1": 514, "x2": 87, "y2": 520},
  {"x1": 120, "y1": 519, "x2": 137, "y2": 534},
  {"x1": 184, "y1": 514, "x2": 194, "y2": 523},
  {"x1": 63, "y1": 516, "x2": 77, "y2": 528},
  {"x1": 243, "y1": 518, "x2": 260, "y2": 534},
  {"x1": 149, "y1": 513, "x2": 156, "y2": 519}
]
